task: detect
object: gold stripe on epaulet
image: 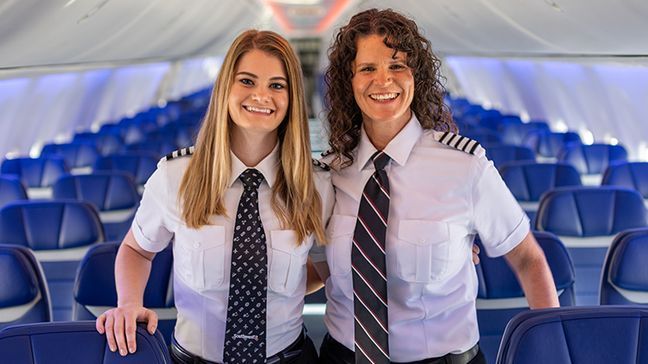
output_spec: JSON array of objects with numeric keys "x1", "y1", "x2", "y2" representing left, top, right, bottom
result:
[
  {"x1": 434, "y1": 132, "x2": 485, "y2": 157},
  {"x1": 163, "y1": 146, "x2": 195, "y2": 161}
]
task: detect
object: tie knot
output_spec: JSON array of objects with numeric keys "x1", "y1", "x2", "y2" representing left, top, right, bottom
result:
[
  {"x1": 240, "y1": 168, "x2": 264, "y2": 190},
  {"x1": 371, "y1": 151, "x2": 391, "y2": 171}
]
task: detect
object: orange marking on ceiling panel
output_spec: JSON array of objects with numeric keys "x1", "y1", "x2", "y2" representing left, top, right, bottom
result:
[{"x1": 316, "y1": 0, "x2": 349, "y2": 32}]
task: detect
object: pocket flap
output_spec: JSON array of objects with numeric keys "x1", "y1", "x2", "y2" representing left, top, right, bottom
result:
[
  {"x1": 271, "y1": 230, "x2": 307, "y2": 254},
  {"x1": 326, "y1": 215, "x2": 357, "y2": 239},
  {"x1": 398, "y1": 220, "x2": 449, "y2": 246},
  {"x1": 178, "y1": 224, "x2": 226, "y2": 249}
]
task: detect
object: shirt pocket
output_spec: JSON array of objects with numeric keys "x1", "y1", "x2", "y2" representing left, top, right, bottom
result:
[
  {"x1": 396, "y1": 220, "x2": 455, "y2": 282},
  {"x1": 174, "y1": 224, "x2": 227, "y2": 292},
  {"x1": 268, "y1": 230, "x2": 311, "y2": 295},
  {"x1": 325, "y1": 214, "x2": 357, "y2": 299}
]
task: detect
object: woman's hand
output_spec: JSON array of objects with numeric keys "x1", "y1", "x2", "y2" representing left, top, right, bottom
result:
[{"x1": 95, "y1": 305, "x2": 158, "y2": 356}]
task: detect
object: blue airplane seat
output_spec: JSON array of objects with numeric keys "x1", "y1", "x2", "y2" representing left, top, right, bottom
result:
[
  {"x1": 602, "y1": 162, "x2": 648, "y2": 200},
  {"x1": 0, "y1": 244, "x2": 51, "y2": 330},
  {"x1": 485, "y1": 144, "x2": 535, "y2": 169},
  {"x1": 52, "y1": 172, "x2": 140, "y2": 241},
  {"x1": 1, "y1": 156, "x2": 68, "y2": 199},
  {"x1": 524, "y1": 130, "x2": 581, "y2": 159},
  {"x1": 40, "y1": 142, "x2": 100, "y2": 172},
  {"x1": 159, "y1": 122, "x2": 199, "y2": 148},
  {"x1": 600, "y1": 228, "x2": 648, "y2": 305},
  {"x1": 496, "y1": 306, "x2": 648, "y2": 364},
  {"x1": 499, "y1": 121, "x2": 550, "y2": 145},
  {"x1": 535, "y1": 186, "x2": 647, "y2": 304},
  {"x1": 93, "y1": 152, "x2": 159, "y2": 186},
  {"x1": 558, "y1": 143, "x2": 628, "y2": 185},
  {"x1": 475, "y1": 231, "x2": 575, "y2": 364},
  {"x1": 0, "y1": 321, "x2": 171, "y2": 363},
  {"x1": 73, "y1": 132, "x2": 123, "y2": 156},
  {"x1": 0, "y1": 175, "x2": 28, "y2": 208},
  {"x1": 74, "y1": 242, "x2": 176, "y2": 344},
  {"x1": 0, "y1": 200, "x2": 105, "y2": 320},
  {"x1": 499, "y1": 162, "x2": 581, "y2": 222}
]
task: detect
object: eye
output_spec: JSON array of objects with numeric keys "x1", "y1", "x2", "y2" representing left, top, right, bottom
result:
[
  {"x1": 390, "y1": 63, "x2": 407, "y2": 70},
  {"x1": 270, "y1": 82, "x2": 286, "y2": 90},
  {"x1": 359, "y1": 66, "x2": 375, "y2": 72},
  {"x1": 239, "y1": 78, "x2": 254, "y2": 86}
]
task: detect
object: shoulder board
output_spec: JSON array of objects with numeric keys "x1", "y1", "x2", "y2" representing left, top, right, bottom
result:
[
  {"x1": 320, "y1": 149, "x2": 333, "y2": 157},
  {"x1": 312, "y1": 158, "x2": 330, "y2": 171},
  {"x1": 163, "y1": 146, "x2": 195, "y2": 161},
  {"x1": 434, "y1": 131, "x2": 485, "y2": 157}
]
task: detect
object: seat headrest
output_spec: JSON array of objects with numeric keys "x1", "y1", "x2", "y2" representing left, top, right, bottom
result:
[
  {"x1": 559, "y1": 143, "x2": 628, "y2": 174},
  {"x1": 602, "y1": 162, "x2": 648, "y2": 199},
  {"x1": 0, "y1": 175, "x2": 27, "y2": 208},
  {"x1": 0, "y1": 200, "x2": 104, "y2": 250},
  {"x1": 0, "y1": 321, "x2": 171, "y2": 363},
  {"x1": 74, "y1": 243, "x2": 173, "y2": 307},
  {"x1": 0, "y1": 157, "x2": 68, "y2": 188},
  {"x1": 498, "y1": 306, "x2": 648, "y2": 364},
  {"x1": 53, "y1": 172, "x2": 139, "y2": 211},
  {"x1": 41, "y1": 143, "x2": 99, "y2": 168},
  {"x1": 0, "y1": 246, "x2": 39, "y2": 307},
  {"x1": 93, "y1": 153, "x2": 158, "y2": 185},
  {"x1": 500, "y1": 162, "x2": 581, "y2": 201},
  {"x1": 535, "y1": 186, "x2": 647, "y2": 237},
  {"x1": 607, "y1": 228, "x2": 648, "y2": 291}
]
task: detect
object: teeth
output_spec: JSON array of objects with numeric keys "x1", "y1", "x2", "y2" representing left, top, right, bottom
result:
[
  {"x1": 370, "y1": 93, "x2": 398, "y2": 100},
  {"x1": 244, "y1": 106, "x2": 272, "y2": 114}
]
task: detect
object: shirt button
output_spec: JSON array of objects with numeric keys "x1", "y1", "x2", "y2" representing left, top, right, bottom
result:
[{"x1": 194, "y1": 242, "x2": 201, "y2": 248}]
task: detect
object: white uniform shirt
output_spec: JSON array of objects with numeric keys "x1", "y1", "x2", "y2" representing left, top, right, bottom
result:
[
  {"x1": 321, "y1": 115, "x2": 529, "y2": 362},
  {"x1": 131, "y1": 145, "x2": 334, "y2": 362}
]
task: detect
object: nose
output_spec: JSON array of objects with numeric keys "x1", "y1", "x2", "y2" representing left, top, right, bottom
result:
[
  {"x1": 251, "y1": 91, "x2": 270, "y2": 103},
  {"x1": 375, "y1": 68, "x2": 393, "y2": 86}
]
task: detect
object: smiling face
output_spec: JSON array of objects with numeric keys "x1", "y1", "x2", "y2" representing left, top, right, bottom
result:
[
  {"x1": 351, "y1": 34, "x2": 414, "y2": 129},
  {"x1": 228, "y1": 49, "x2": 289, "y2": 139}
]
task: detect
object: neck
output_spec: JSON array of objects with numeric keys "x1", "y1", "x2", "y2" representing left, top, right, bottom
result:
[
  {"x1": 363, "y1": 110, "x2": 412, "y2": 150},
  {"x1": 230, "y1": 130, "x2": 278, "y2": 167}
]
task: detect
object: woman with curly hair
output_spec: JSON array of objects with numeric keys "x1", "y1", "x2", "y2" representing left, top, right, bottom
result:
[{"x1": 314, "y1": 8, "x2": 559, "y2": 364}]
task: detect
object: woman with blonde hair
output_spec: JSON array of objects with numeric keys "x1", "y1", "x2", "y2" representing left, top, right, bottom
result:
[{"x1": 96, "y1": 29, "x2": 332, "y2": 364}]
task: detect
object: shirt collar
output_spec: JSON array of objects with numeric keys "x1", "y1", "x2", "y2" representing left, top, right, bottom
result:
[
  {"x1": 356, "y1": 113, "x2": 423, "y2": 171},
  {"x1": 229, "y1": 143, "x2": 279, "y2": 188}
]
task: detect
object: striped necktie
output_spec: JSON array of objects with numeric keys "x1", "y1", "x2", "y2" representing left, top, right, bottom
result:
[
  {"x1": 223, "y1": 168, "x2": 267, "y2": 364},
  {"x1": 352, "y1": 150, "x2": 391, "y2": 364}
]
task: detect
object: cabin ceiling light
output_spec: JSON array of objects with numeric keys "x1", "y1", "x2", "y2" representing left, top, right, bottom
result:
[{"x1": 269, "y1": 0, "x2": 322, "y2": 5}]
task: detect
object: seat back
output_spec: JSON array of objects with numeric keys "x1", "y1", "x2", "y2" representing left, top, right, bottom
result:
[
  {"x1": 535, "y1": 186, "x2": 647, "y2": 304},
  {"x1": 485, "y1": 145, "x2": 536, "y2": 168},
  {"x1": 497, "y1": 306, "x2": 648, "y2": 364},
  {"x1": 1, "y1": 157, "x2": 68, "y2": 189},
  {"x1": 74, "y1": 132, "x2": 123, "y2": 156},
  {"x1": 0, "y1": 321, "x2": 171, "y2": 363},
  {"x1": 558, "y1": 143, "x2": 628, "y2": 180},
  {"x1": 500, "y1": 162, "x2": 582, "y2": 202},
  {"x1": 0, "y1": 200, "x2": 105, "y2": 320},
  {"x1": 52, "y1": 172, "x2": 140, "y2": 241},
  {"x1": 93, "y1": 152, "x2": 158, "y2": 185},
  {"x1": 0, "y1": 245, "x2": 51, "y2": 330},
  {"x1": 526, "y1": 131, "x2": 581, "y2": 158},
  {"x1": 40, "y1": 142, "x2": 99, "y2": 169},
  {"x1": 0, "y1": 175, "x2": 28, "y2": 208},
  {"x1": 475, "y1": 231, "x2": 575, "y2": 363},
  {"x1": 600, "y1": 228, "x2": 648, "y2": 305},
  {"x1": 74, "y1": 242, "x2": 175, "y2": 344},
  {"x1": 602, "y1": 162, "x2": 648, "y2": 199}
]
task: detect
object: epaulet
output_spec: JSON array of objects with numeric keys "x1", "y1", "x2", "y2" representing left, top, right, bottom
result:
[
  {"x1": 312, "y1": 158, "x2": 330, "y2": 171},
  {"x1": 320, "y1": 149, "x2": 334, "y2": 157},
  {"x1": 163, "y1": 146, "x2": 195, "y2": 161},
  {"x1": 433, "y1": 131, "x2": 485, "y2": 157}
]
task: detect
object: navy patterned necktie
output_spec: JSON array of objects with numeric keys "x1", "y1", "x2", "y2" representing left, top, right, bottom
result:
[
  {"x1": 223, "y1": 168, "x2": 267, "y2": 364},
  {"x1": 352, "y1": 151, "x2": 391, "y2": 364}
]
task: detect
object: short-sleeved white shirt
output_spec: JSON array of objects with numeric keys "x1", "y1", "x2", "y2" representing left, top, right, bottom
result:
[
  {"x1": 322, "y1": 115, "x2": 529, "y2": 362},
  {"x1": 131, "y1": 145, "x2": 334, "y2": 362}
]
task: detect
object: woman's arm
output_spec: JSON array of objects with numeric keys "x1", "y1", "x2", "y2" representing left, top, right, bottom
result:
[{"x1": 95, "y1": 229, "x2": 159, "y2": 356}]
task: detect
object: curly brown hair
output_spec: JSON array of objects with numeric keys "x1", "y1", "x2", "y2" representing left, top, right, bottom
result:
[{"x1": 325, "y1": 8, "x2": 455, "y2": 167}]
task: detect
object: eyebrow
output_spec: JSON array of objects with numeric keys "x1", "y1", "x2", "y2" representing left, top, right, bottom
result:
[
  {"x1": 235, "y1": 71, "x2": 287, "y2": 82},
  {"x1": 355, "y1": 58, "x2": 406, "y2": 68}
]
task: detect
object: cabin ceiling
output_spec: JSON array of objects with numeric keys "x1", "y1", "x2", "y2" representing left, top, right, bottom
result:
[{"x1": 1, "y1": 0, "x2": 647, "y2": 70}]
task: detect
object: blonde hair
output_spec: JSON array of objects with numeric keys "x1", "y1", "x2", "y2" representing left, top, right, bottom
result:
[{"x1": 179, "y1": 29, "x2": 325, "y2": 244}]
